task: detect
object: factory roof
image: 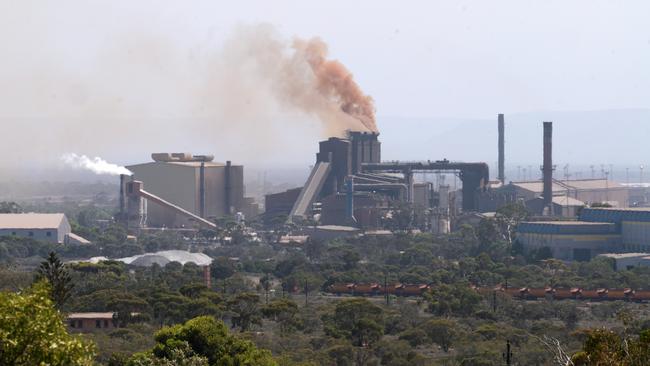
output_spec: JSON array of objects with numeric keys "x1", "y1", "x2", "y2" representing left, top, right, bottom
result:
[
  {"x1": 585, "y1": 207, "x2": 650, "y2": 212},
  {"x1": 67, "y1": 312, "x2": 115, "y2": 319},
  {"x1": 118, "y1": 250, "x2": 213, "y2": 267},
  {"x1": 599, "y1": 253, "x2": 650, "y2": 260},
  {"x1": 0, "y1": 213, "x2": 67, "y2": 229},
  {"x1": 127, "y1": 161, "x2": 232, "y2": 169},
  {"x1": 580, "y1": 207, "x2": 650, "y2": 224},
  {"x1": 518, "y1": 220, "x2": 617, "y2": 235},
  {"x1": 510, "y1": 181, "x2": 566, "y2": 193},
  {"x1": 315, "y1": 225, "x2": 361, "y2": 232},
  {"x1": 565, "y1": 179, "x2": 624, "y2": 190},
  {"x1": 522, "y1": 220, "x2": 610, "y2": 226},
  {"x1": 511, "y1": 179, "x2": 623, "y2": 193},
  {"x1": 552, "y1": 196, "x2": 585, "y2": 207}
]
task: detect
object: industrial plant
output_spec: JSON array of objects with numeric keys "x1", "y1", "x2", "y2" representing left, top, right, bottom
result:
[{"x1": 101, "y1": 111, "x2": 650, "y2": 266}]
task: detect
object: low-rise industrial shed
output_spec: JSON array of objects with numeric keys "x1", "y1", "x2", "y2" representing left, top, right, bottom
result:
[{"x1": 0, "y1": 213, "x2": 89, "y2": 244}]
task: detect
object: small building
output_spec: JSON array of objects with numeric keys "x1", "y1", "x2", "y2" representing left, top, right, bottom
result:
[
  {"x1": 264, "y1": 188, "x2": 301, "y2": 218},
  {"x1": 0, "y1": 213, "x2": 88, "y2": 244},
  {"x1": 302, "y1": 225, "x2": 361, "y2": 241},
  {"x1": 278, "y1": 235, "x2": 309, "y2": 246},
  {"x1": 525, "y1": 196, "x2": 585, "y2": 217},
  {"x1": 67, "y1": 312, "x2": 117, "y2": 331},
  {"x1": 598, "y1": 253, "x2": 650, "y2": 271}
]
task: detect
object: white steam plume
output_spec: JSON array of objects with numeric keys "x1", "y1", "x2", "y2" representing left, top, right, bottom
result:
[{"x1": 61, "y1": 153, "x2": 132, "y2": 176}]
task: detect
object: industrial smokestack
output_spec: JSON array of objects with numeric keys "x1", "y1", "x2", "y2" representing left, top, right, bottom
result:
[
  {"x1": 119, "y1": 174, "x2": 128, "y2": 221},
  {"x1": 199, "y1": 162, "x2": 206, "y2": 218},
  {"x1": 542, "y1": 121, "x2": 554, "y2": 212},
  {"x1": 498, "y1": 114, "x2": 505, "y2": 184},
  {"x1": 225, "y1": 161, "x2": 232, "y2": 215}
]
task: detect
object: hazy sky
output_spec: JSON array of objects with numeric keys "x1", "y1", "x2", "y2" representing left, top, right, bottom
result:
[{"x1": 0, "y1": 1, "x2": 648, "y2": 175}]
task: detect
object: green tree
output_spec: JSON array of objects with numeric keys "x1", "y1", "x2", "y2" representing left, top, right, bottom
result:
[
  {"x1": 127, "y1": 342, "x2": 208, "y2": 366},
  {"x1": 0, "y1": 281, "x2": 95, "y2": 365},
  {"x1": 426, "y1": 283, "x2": 481, "y2": 317},
  {"x1": 326, "y1": 298, "x2": 384, "y2": 347},
  {"x1": 261, "y1": 298, "x2": 299, "y2": 333},
  {"x1": 210, "y1": 257, "x2": 236, "y2": 280},
  {"x1": 421, "y1": 319, "x2": 456, "y2": 352},
  {"x1": 130, "y1": 316, "x2": 276, "y2": 366},
  {"x1": 36, "y1": 251, "x2": 74, "y2": 309},
  {"x1": 572, "y1": 328, "x2": 650, "y2": 366},
  {"x1": 227, "y1": 292, "x2": 261, "y2": 331}
]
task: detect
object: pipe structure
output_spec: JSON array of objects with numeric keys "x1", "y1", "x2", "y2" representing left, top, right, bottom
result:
[
  {"x1": 362, "y1": 161, "x2": 489, "y2": 211},
  {"x1": 126, "y1": 180, "x2": 217, "y2": 229},
  {"x1": 542, "y1": 122, "x2": 554, "y2": 211},
  {"x1": 353, "y1": 183, "x2": 409, "y2": 201},
  {"x1": 498, "y1": 114, "x2": 505, "y2": 184},
  {"x1": 345, "y1": 176, "x2": 357, "y2": 224}
]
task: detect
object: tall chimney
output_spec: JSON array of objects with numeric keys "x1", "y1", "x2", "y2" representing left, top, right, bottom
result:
[
  {"x1": 224, "y1": 161, "x2": 232, "y2": 215},
  {"x1": 542, "y1": 122, "x2": 553, "y2": 211},
  {"x1": 498, "y1": 114, "x2": 505, "y2": 184},
  {"x1": 199, "y1": 162, "x2": 206, "y2": 218}
]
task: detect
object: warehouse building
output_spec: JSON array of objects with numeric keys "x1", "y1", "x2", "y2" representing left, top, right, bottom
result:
[
  {"x1": 478, "y1": 178, "x2": 630, "y2": 215},
  {"x1": 517, "y1": 207, "x2": 650, "y2": 261},
  {"x1": 516, "y1": 221, "x2": 620, "y2": 261},
  {"x1": 580, "y1": 207, "x2": 650, "y2": 252},
  {"x1": 0, "y1": 213, "x2": 89, "y2": 244}
]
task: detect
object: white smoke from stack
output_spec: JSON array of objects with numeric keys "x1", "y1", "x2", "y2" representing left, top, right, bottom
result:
[{"x1": 60, "y1": 153, "x2": 132, "y2": 176}]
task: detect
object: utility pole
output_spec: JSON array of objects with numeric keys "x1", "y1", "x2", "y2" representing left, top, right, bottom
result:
[
  {"x1": 304, "y1": 278, "x2": 308, "y2": 306},
  {"x1": 503, "y1": 340, "x2": 513, "y2": 365},
  {"x1": 384, "y1": 273, "x2": 389, "y2": 306},
  {"x1": 605, "y1": 171, "x2": 610, "y2": 203},
  {"x1": 641, "y1": 165, "x2": 645, "y2": 184},
  {"x1": 492, "y1": 291, "x2": 497, "y2": 313},
  {"x1": 626, "y1": 168, "x2": 630, "y2": 184}
]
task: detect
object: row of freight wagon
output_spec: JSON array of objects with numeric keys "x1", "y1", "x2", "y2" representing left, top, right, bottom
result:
[{"x1": 326, "y1": 283, "x2": 650, "y2": 302}]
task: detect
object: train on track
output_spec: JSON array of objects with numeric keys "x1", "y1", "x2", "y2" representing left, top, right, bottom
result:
[{"x1": 326, "y1": 283, "x2": 650, "y2": 302}]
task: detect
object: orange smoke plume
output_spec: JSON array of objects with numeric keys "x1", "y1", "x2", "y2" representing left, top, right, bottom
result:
[{"x1": 294, "y1": 38, "x2": 377, "y2": 133}]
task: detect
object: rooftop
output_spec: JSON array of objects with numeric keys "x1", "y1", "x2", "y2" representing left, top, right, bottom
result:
[
  {"x1": 127, "y1": 161, "x2": 231, "y2": 169},
  {"x1": 599, "y1": 253, "x2": 650, "y2": 259},
  {"x1": 67, "y1": 312, "x2": 115, "y2": 319},
  {"x1": 511, "y1": 179, "x2": 624, "y2": 193},
  {"x1": 0, "y1": 213, "x2": 67, "y2": 229},
  {"x1": 552, "y1": 196, "x2": 585, "y2": 207},
  {"x1": 523, "y1": 220, "x2": 611, "y2": 226}
]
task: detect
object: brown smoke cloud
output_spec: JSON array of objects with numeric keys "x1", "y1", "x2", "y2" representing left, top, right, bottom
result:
[
  {"x1": 199, "y1": 24, "x2": 377, "y2": 137},
  {"x1": 293, "y1": 37, "x2": 377, "y2": 133},
  {"x1": 0, "y1": 21, "x2": 376, "y2": 177}
]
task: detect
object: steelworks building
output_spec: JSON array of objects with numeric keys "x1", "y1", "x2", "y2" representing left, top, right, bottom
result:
[{"x1": 517, "y1": 207, "x2": 650, "y2": 261}]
